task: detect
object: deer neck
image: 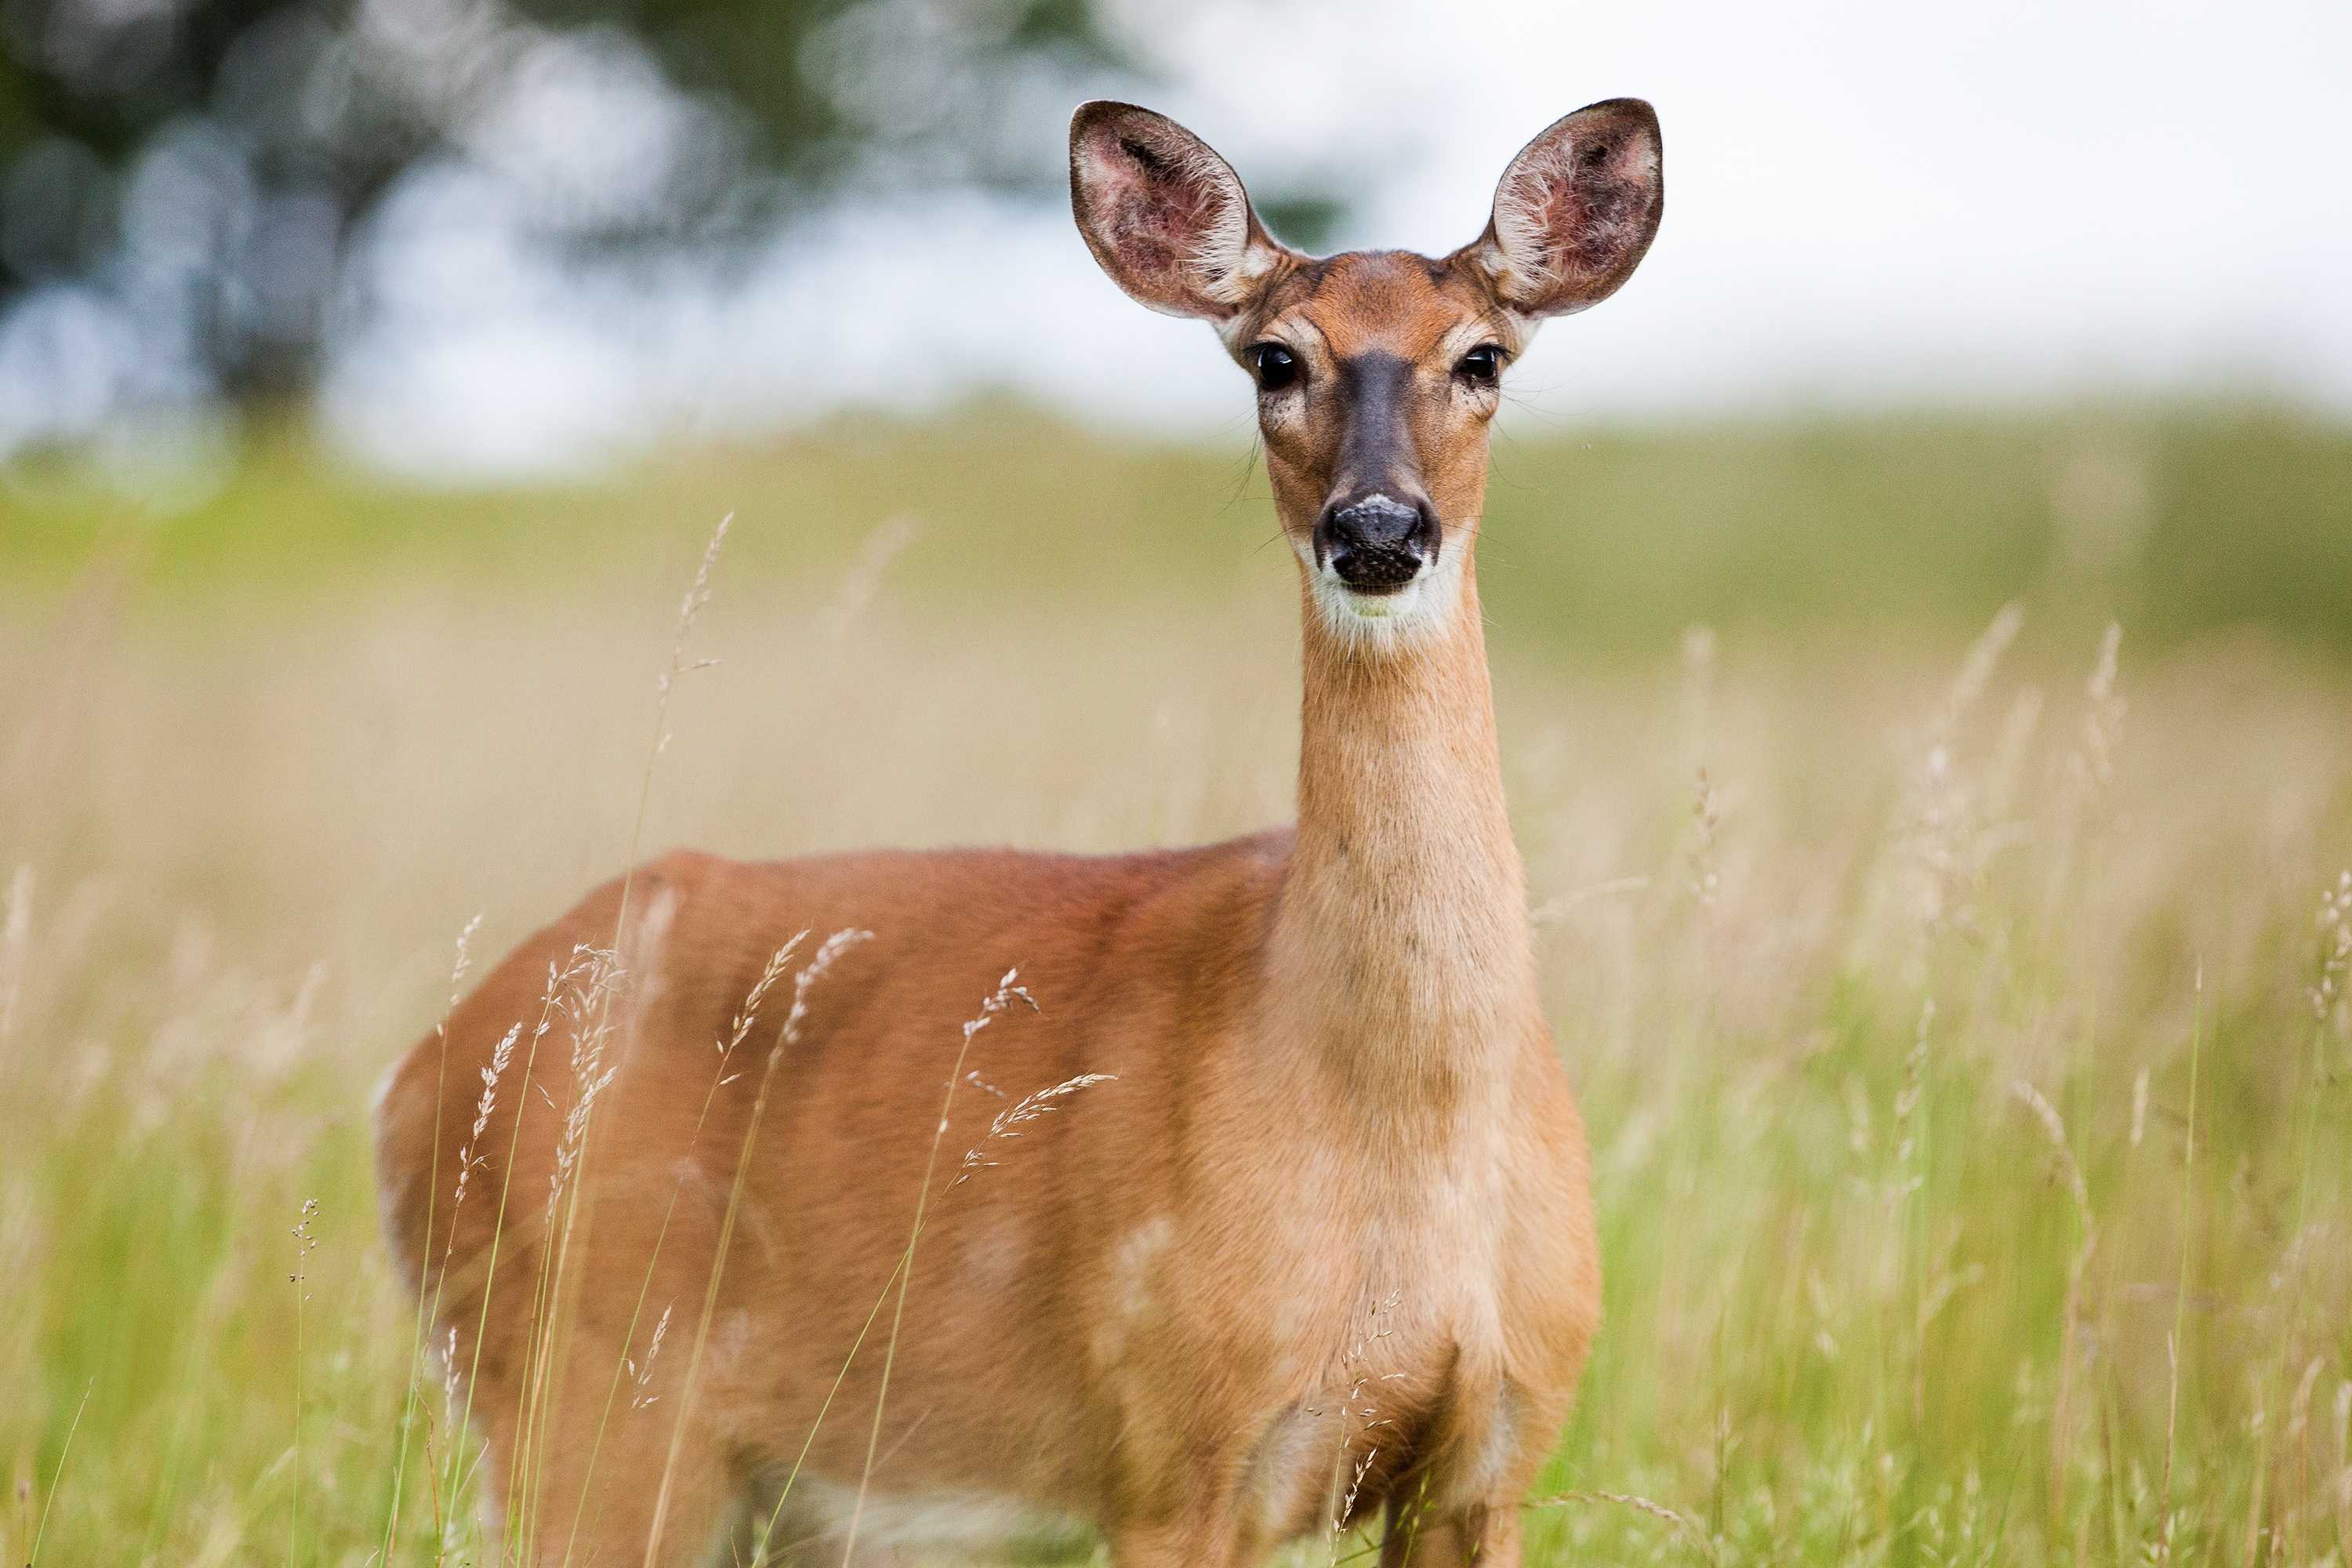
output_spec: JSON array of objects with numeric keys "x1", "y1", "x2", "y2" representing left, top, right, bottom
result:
[{"x1": 1268, "y1": 560, "x2": 1537, "y2": 1123}]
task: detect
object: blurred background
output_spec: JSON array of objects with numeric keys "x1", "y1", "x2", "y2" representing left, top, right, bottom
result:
[
  {"x1": 3, "y1": 2, "x2": 2350, "y2": 1563},
  {"x1": 2, "y1": 0, "x2": 2350, "y2": 474}
]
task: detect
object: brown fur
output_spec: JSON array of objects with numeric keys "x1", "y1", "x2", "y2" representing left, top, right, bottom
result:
[
  {"x1": 375, "y1": 98, "x2": 1664, "y2": 1567},
  {"x1": 1233, "y1": 250, "x2": 1524, "y2": 556}
]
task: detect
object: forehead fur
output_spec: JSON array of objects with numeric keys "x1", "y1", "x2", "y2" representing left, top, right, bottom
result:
[{"x1": 1246, "y1": 251, "x2": 1505, "y2": 358}]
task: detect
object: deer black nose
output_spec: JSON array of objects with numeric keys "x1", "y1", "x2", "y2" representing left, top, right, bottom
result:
[{"x1": 1317, "y1": 495, "x2": 1436, "y2": 593}]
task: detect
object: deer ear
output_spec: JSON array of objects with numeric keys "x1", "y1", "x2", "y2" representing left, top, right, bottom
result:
[
  {"x1": 1070, "y1": 101, "x2": 1291, "y2": 323},
  {"x1": 1468, "y1": 98, "x2": 1663, "y2": 319}
]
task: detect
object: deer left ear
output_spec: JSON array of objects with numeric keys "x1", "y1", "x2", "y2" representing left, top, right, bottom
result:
[{"x1": 1467, "y1": 99, "x2": 1664, "y2": 320}]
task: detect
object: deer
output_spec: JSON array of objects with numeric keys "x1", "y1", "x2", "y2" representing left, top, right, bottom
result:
[{"x1": 374, "y1": 96, "x2": 1663, "y2": 1567}]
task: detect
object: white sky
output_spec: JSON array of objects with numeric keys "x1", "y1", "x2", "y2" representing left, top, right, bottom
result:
[{"x1": 305, "y1": 0, "x2": 2352, "y2": 472}]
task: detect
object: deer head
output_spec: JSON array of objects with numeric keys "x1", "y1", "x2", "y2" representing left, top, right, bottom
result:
[{"x1": 1071, "y1": 98, "x2": 1664, "y2": 648}]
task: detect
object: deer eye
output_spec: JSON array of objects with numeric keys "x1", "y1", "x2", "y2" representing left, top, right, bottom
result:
[
  {"x1": 1248, "y1": 342, "x2": 1298, "y2": 391},
  {"x1": 1456, "y1": 343, "x2": 1504, "y2": 385}
]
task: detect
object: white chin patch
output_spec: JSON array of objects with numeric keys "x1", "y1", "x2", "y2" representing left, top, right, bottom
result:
[
  {"x1": 1331, "y1": 576, "x2": 1425, "y2": 620},
  {"x1": 1309, "y1": 561, "x2": 1454, "y2": 649}
]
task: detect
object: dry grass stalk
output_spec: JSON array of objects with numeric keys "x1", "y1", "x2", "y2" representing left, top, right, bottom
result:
[
  {"x1": 1525, "y1": 1489, "x2": 1718, "y2": 1564},
  {"x1": 555, "y1": 932, "x2": 807, "y2": 1567},
  {"x1": 288, "y1": 1196, "x2": 320, "y2": 1562},
  {"x1": 0, "y1": 864, "x2": 30, "y2": 1045},
  {"x1": 817, "y1": 514, "x2": 924, "y2": 644},
  {"x1": 782, "y1": 928, "x2": 873, "y2": 1048},
  {"x1": 1321, "y1": 1292, "x2": 1402, "y2": 1544},
  {"x1": 1883, "y1": 602, "x2": 2026, "y2": 951},
  {"x1": 610, "y1": 512, "x2": 733, "y2": 964},
  {"x1": 2311, "y1": 871, "x2": 2351, "y2": 1025},
  {"x1": 2012, "y1": 1076, "x2": 2099, "y2": 1521},
  {"x1": 953, "y1": 1071, "x2": 1116, "y2": 1185},
  {"x1": 2332, "y1": 1380, "x2": 2351, "y2": 1555},
  {"x1": 2155, "y1": 970, "x2": 2205, "y2": 1564},
  {"x1": 26, "y1": 1380, "x2": 93, "y2": 1568},
  {"x1": 626, "y1": 1305, "x2": 673, "y2": 1412},
  {"x1": 441, "y1": 943, "x2": 604, "y2": 1519},
  {"x1": 643, "y1": 928, "x2": 869, "y2": 1562},
  {"x1": 839, "y1": 967, "x2": 1036, "y2": 1566},
  {"x1": 1688, "y1": 768, "x2": 1721, "y2": 911},
  {"x1": 2071, "y1": 622, "x2": 2125, "y2": 803}
]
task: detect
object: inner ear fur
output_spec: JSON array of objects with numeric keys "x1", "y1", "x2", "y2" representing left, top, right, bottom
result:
[
  {"x1": 1465, "y1": 98, "x2": 1664, "y2": 319},
  {"x1": 1069, "y1": 101, "x2": 1293, "y2": 322}
]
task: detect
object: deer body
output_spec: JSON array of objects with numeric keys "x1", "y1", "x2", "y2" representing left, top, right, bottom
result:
[{"x1": 376, "y1": 98, "x2": 1662, "y2": 1567}]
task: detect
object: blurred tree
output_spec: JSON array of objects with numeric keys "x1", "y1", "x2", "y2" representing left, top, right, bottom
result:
[{"x1": 0, "y1": 0, "x2": 1133, "y2": 404}]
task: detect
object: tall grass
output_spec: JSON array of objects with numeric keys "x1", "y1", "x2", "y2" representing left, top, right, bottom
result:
[{"x1": 1, "y1": 419, "x2": 2348, "y2": 1564}]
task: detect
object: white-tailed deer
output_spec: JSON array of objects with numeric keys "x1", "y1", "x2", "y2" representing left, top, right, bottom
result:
[{"x1": 375, "y1": 96, "x2": 1663, "y2": 1566}]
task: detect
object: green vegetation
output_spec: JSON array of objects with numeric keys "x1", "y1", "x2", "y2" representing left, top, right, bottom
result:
[
  {"x1": 6, "y1": 404, "x2": 2349, "y2": 654},
  {"x1": 2, "y1": 411, "x2": 2348, "y2": 1563}
]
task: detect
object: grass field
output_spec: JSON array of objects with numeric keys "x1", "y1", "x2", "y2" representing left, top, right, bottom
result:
[{"x1": 2, "y1": 406, "x2": 2349, "y2": 1565}]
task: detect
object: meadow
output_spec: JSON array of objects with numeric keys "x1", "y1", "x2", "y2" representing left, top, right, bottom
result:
[{"x1": 2, "y1": 404, "x2": 2349, "y2": 1565}]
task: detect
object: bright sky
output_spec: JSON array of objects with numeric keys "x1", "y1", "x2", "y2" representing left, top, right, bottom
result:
[{"x1": 151, "y1": 0, "x2": 2352, "y2": 472}]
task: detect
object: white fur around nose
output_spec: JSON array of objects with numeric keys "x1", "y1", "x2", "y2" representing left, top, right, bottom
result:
[{"x1": 1303, "y1": 532, "x2": 1465, "y2": 653}]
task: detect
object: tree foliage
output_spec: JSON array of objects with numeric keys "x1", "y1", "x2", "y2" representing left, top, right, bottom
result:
[{"x1": 0, "y1": 0, "x2": 1131, "y2": 398}]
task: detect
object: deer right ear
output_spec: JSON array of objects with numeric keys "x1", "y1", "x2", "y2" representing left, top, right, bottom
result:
[
  {"x1": 1469, "y1": 98, "x2": 1664, "y2": 320},
  {"x1": 1070, "y1": 102, "x2": 1291, "y2": 325}
]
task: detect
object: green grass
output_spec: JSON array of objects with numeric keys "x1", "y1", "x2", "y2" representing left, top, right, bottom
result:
[
  {"x1": 7, "y1": 401, "x2": 2350, "y2": 655},
  {"x1": 2, "y1": 410, "x2": 2348, "y2": 1564}
]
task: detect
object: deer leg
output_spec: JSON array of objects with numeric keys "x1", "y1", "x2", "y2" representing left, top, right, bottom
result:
[
  {"x1": 447, "y1": 1214, "x2": 746, "y2": 1566},
  {"x1": 1109, "y1": 1505, "x2": 1263, "y2": 1568},
  {"x1": 466, "y1": 1382, "x2": 737, "y2": 1568},
  {"x1": 1378, "y1": 1496, "x2": 1521, "y2": 1568}
]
